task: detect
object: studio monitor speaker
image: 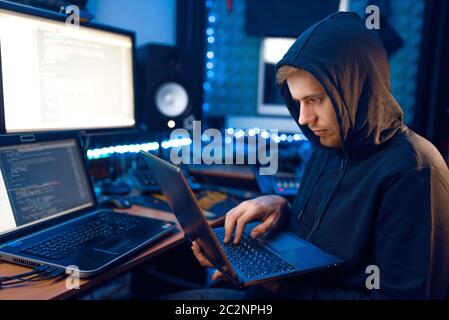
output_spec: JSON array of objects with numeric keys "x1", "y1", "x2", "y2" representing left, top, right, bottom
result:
[{"x1": 136, "y1": 44, "x2": 204, "y2": 132}]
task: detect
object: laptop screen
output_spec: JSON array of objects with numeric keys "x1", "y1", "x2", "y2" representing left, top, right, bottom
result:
[{"x1": 0, "y1": 138, "x2": 95, "y2": 235}]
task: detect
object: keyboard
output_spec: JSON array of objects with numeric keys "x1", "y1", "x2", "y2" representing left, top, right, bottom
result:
[
  {"x1": 214, "y1": 229, "x2": 295, "y2": 279},
  {"x1": 21, "y1": 212, "x2": 140, "y2": 260}
]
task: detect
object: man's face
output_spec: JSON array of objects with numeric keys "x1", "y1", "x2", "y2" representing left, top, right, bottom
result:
[{"x1": 287, "y1": 69, "x2": 341, "y2": 148}]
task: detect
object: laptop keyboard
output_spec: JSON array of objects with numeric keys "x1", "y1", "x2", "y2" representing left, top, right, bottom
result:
[
  {"x1": 21, "y1": 212, "x2": 140, "y2": 261},
  {"x1": 214, "y1": 229, "x2": 295, "y2": 279}
]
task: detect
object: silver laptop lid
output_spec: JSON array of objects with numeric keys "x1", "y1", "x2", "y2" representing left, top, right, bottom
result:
[{"x1": 139, "y1": 151, "x2": 239, "y2": 283}]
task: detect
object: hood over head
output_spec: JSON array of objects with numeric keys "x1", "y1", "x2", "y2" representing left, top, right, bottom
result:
[{"x1": 276, "y1": 12, "x2": 406, "y2": 160}]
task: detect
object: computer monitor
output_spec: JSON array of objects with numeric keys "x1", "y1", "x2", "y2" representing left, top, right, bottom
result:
[
  {"x1": 257, "y1": 37, "x2": 296, "y2": 116},
  {"x1": 0, "y1": 2, "x2": 136, "y2": 133}
]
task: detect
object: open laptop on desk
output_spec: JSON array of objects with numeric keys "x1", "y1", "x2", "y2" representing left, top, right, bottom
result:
[
  {"x1": 140, "y1": 151, "x2": 343, "y2": 287},
  {"x1": 0, "y1": 133, "x2": 176, "y2": 278}
]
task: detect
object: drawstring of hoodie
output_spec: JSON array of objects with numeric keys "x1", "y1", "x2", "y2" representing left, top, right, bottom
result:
[
  {"x1": 296, "y1": 151, "x2": 329, "y2": 222},
  {"x1": 305, "y1": 155, "x2": 349, "y2": 241}
]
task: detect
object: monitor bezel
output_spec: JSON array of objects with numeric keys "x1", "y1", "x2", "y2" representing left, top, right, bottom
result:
[
  {"x1": 0, "y1": 0, "x2": 138, "y2": 134},
  {"x1": 0, "y1": 130, "x2": 99, "y2": 244},
  {"x1": 256, "y1": 38, "x2": 291, "y2": 117}
]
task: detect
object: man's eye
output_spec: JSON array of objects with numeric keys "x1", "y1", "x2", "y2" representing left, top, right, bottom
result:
[{"x1": 310, "y1": 98, "x2": 321, "y2": 104}]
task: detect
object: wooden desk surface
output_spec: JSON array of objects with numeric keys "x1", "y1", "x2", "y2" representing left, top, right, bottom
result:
[{"x1": 0, "y1": 206, "x2": 224, "y2": 300}]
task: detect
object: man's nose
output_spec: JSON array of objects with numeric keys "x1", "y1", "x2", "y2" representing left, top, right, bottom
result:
[{"x1": 298, "y1": 105, "x2": 317, "y2": 126}]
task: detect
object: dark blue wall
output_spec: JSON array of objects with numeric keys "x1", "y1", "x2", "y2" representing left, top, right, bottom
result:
[
  {"x1": 203, "y1": 0, "x2": 424, "y2": 125},
  {"x1": 87, "y1": 0, "x2": 176, "y2": 47}
]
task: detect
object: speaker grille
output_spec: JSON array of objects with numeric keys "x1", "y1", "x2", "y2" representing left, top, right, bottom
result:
[{"x1": 155, "y1": 82, "x2": 189, "y2": 117}]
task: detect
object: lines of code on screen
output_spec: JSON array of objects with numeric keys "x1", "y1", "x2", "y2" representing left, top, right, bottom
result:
[{"x1": 0, "y1": 140, "x2": 93, "y2": 226}]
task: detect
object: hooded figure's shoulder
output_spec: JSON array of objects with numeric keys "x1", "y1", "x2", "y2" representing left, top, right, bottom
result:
[{"x1": 371, "y1": 128, "x2": 449, "y2": 175}]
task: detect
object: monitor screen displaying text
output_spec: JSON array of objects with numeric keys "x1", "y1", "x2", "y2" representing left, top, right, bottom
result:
[{"x1": 0, "y1": 9, "x2": 135, "y2": 132}]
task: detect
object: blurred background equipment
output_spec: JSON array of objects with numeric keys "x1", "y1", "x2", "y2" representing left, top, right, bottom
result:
[{"x1": 257, "y1": 37, "x2": 296, "y2": 117}]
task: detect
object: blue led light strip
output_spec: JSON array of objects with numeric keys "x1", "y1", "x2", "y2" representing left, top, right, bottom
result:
[{"x1": 86, "y1": 130, "x2": 306, "y2": 160}]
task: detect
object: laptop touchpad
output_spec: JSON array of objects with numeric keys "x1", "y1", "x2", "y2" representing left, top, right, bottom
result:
[
  {"x1": 262, "y1": 232, "x2": 307, "y2": 251},
  {"x1": 93, "y1": 237, "x2": 141, "y2": 255}
]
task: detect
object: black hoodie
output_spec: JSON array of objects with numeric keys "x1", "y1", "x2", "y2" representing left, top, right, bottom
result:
[{"x1": 273, "y1": 12, "x2": 449, "y2": 299}]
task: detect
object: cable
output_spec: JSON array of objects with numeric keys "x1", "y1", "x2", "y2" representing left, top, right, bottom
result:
[
  {"x1": 0, "y1": 265, "x2": 48, "y2": 282},
  {"x1": 0, "y1": 269, "x2": 61, "y2": 288},
  {"x1": 0, "y1": 274, "x2": 43, "y2": 287},
  {"x1": 0, "y1": 265, "x2": 65, "y2": 289},
  {"x1": 0, "y1": 270, "x2": 36, "y2": 282},
  {"x1": 18, "y1": 266, "x2": 60, "y2": 282}
]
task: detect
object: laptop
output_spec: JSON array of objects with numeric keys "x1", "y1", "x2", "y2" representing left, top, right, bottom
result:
[
  {"x1": 140, "y1": 151, "x2": 343, "y2": 287},
  {"x1": 0, "y1": 132, "x2": 176, "y2": 278}
]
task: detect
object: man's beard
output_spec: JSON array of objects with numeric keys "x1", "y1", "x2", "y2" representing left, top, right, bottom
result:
[{"x1": 320, "y1": 131, "x2": 341, "y2": 148}]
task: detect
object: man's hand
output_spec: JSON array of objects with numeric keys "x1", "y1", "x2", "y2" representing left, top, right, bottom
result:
[
  {"x1": 190, "y1": 195, "x2": 291, "y2": 282},
  {"x1": 191, "y1": 241, "x2": 225, "y2": 281},
  {"x1": 224, "y1": 195, "x2": 291, "y2": 244}
]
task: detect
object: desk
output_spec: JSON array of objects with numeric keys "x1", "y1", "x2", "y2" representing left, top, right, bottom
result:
[{"x1": 0, "y1": 205, "x2": 225, "y2": 300}]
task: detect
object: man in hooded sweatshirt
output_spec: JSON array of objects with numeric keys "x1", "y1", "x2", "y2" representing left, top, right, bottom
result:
[{"x1": 190, "y1": 11, "x2": 449, "y2": 300}]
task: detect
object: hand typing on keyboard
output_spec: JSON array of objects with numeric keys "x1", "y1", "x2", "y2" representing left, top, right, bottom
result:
[
  {"x1": 223, "y1": 195, "x2": 291, "y2": 244},
  {"x1": 191, "y1": 195, "x2": 292, "y2": 282}
]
